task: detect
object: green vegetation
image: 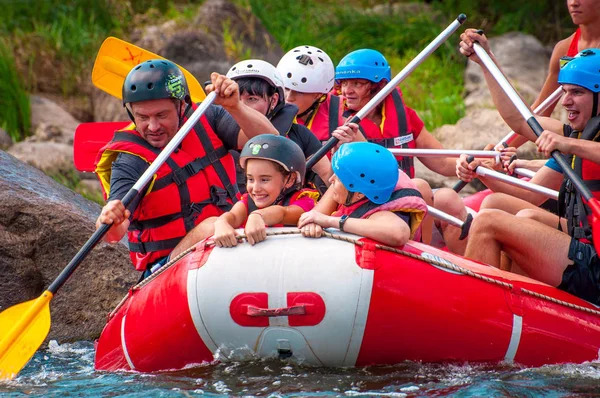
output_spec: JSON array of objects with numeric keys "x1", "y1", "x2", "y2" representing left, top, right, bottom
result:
[
  {"x1": 48, "y1": 168, "x2": 105, "y2": 205},
  {"x1": 0, "y1": 39, "x2": 31, "y2": 142}
]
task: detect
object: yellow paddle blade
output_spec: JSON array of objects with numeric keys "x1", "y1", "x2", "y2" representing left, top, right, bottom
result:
[
  {"x1": 92, "y1": 36, "x2": 206, "y2": 102},
  {"x1": 0, "y1": 291, "x2": 52, "y2": 380}
]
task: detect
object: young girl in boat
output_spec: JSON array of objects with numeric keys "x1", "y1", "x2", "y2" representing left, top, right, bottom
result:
[
  {"x1": 211, "y1": 134, "x2": 319, "y2": 247},
  {"x1": 298, "y1": 142, "x2": 428, "y2": 247}
]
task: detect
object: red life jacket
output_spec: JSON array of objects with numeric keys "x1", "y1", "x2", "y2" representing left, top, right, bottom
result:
[
  {"x1": 558, "y1": 116, "x2": 600, "y2": 243},
  {"x1": 297, "y1": 93, "x2": 344, "y2": 144},
  {"x1": 332, "y1": 171, "x2": 427, "y2": 241},
  {"x1": 243, "y1": 188, "x2": 319, "y2": 227},
  {"x1": 342, "y1": 88, "x2": 416, "y2": 178},
  {"x1": 95, "y1": 104, "x2": 240, "y2": 271},
  {"x1": 567, "y1": 28, "x2": 581, "y2": 57}
]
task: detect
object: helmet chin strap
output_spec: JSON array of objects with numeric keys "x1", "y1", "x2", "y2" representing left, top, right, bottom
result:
[
  {"x1": 179, "y1": 96, "x2": 192, "y2": 129},
  {"x1": 275, "y1": 174, "x2": 297, "y2": 204},
  {"x1": 344, "y1": 191, "x2": 365, "y2": 206},
  {"x1": 592, "y1": 92, "x2": 599, "y2": 119}
]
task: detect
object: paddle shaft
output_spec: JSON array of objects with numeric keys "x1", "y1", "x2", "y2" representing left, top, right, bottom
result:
[
  {"x1": 48, "y1": 92, "x2": 216, "y2": 294},
  {"x1": 306, "y1": 13, "x2": 467, "y2": 170},
  {"x1": 389, "y1": 148, "x2": 499, "y2": 159},
  {"x1": 474, "y1": 166, "x2": 558, "y2": 199},
  {"x1": 452, "y1": 86, "x2": 564, "y2": 192}
]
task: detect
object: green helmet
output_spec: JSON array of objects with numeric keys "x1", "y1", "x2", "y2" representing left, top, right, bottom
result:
[
  {"x1": 122, "y1": 59, "x2": 189, "y2": 106},
  {"x1": 240, "y1": 134, "x2": 306, "y2": 185}
]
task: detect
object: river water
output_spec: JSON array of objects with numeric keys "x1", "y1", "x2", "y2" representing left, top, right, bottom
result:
[{"x1": 2, "y1": 341, "x2": 600, "y2": 397}]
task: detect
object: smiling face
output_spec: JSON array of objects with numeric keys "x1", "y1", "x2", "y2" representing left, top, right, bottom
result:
[
  {"x1": 246, "y1": 158, "x2": 293, "y2": 208},
  {"x1": 567, "y1": 0, "x2": 600, "y2": 25},
  {"x1": 131, "y1": 99, "x2": 181, "y2": 148},
  {"x1": 340, "y1": 79, "x2": 374, "y2": 111},
  {"x1": 561, "y1": 84, "x2": 594, "y2": 131}
]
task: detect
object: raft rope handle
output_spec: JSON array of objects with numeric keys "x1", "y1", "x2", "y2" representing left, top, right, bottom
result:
[{"x1": 109, "y1": 230, "x2": 600, "y2": 319}]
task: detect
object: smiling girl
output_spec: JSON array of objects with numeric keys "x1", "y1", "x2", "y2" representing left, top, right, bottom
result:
[{"x1": 211, "y1": 134, "x2": 319, "y2": 247}]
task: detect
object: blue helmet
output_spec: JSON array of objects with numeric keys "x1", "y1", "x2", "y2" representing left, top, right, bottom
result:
[
  {"x1": 332, "y1": 142, "x2": 399, "y2": 204},
  {"x1": 558, "y1": 48, "x2": 600, "y2": 93},
  {"x1": 335, "y1": 49, "x2": 391, "y2": 83}
]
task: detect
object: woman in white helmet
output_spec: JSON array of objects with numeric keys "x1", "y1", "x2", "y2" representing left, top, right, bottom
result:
[
  {"x1": 227, "y1": 59, "x2": 356, "y2": 194},
  {"x1": 277, "y1": 45, "x2": 353, "y2": 145}
]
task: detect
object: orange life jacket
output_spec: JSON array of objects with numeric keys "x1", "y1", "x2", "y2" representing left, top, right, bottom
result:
[
  {"x1": 342, "y1": 88, "x2": 416, "y2": 178},
  {"x1": 332, "y1": 171, "x2": 427, "y2": 241},
  {"x1": 95, "y1": 104, "x2": 239, "y2": 271},
  {"x1": 297, "y1": 92, "x2": 344, "y2": 144}
]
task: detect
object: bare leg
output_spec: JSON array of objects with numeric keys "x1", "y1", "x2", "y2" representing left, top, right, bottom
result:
[
  {"x1": 171, "y1": 216, "x2": 218, "y2": 258},
  {"x1": 465, "y1": 209, "x2": 571, "y2": 286},
  {"x1": 433, "y1": 187, "x2": 469, "y2": 255},
  {"x1": 480, "y1": 192, "x2": 540, "y2": 215},
  {"x1": 515, "y1": 207, "x2": 560, "y2": 228},
  {"x1": 412, "y1": 178, "x2": 433, "y2": 244}
]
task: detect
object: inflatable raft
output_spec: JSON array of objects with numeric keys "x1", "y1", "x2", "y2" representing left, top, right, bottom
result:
[{"x1": 95, "y1": 228, "x2": 600, "y2": 373}]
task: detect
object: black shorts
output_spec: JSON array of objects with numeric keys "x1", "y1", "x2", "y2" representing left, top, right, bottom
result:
[{"x1": 558, "y1": 238, "x2": 600, "y2": 305}]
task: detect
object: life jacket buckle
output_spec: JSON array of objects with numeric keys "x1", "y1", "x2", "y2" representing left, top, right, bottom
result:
[
  {"x1": 172, "y1": 163, "x2": 195, "y2": 186},
  {"x1": 210, "y1": 186, "x2": 229, "y2": 207}
]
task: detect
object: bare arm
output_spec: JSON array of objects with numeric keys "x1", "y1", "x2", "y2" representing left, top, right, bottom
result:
[
  {"x1": 205, "y1": 72, "x2": 278, "y2": 149},
  {"x1": 251, "y1": 204, "x2": 306, "y2": 226},
  {"x1": 459, "y1": 29, "x2": 564, "y2": 141},
  {"x1": 531, "y1": 37, "x2": 572, "y2": 116},
  {"x1": 415, "y1": 127, "x2": 456, "y2": 176}
]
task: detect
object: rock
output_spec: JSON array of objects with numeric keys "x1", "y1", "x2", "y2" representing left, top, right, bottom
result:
[
  {"x1": 0, "y1": 128, "x2": 12, "y2": 150},
  {"x1": 0, "y1": 150, "x2": 136, "y2": 343},
  {"x1": 92, "y1": 90, "x2": 129, "y2": 124},
  {"x1": 30, "y1": 95, "x2": 80, "y2": 144},
  {"x1": 464, "y1": 32, "x2": 551, "y2": 110},
  {"x1": 7, "y1": 141, "x2": 74, "y2": 174}
]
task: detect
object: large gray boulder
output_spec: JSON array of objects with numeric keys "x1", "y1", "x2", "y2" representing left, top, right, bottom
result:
[
  {"x1": 93, "y1": 0, "x2": 284, "y2": 122},
  {"x1": 0, "y1": 150, "x2": 136, "y2": 343}
]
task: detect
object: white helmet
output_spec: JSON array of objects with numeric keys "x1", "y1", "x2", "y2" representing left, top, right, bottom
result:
[
  {"x1": 226, "y1": 59, "x2": 285, "y2": 107},
  {"x1": 277, "y1": 45, "x2": 335, "y2": 94}
]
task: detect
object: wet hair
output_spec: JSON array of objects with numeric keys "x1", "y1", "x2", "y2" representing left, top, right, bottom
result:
[{"x1": 236, "y1": 77, "x2": 277, "y2": 99}]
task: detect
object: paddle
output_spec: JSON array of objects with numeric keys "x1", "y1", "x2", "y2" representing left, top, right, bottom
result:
[
  {"x1": 0, "y1": 91, "x2": 218, "y2": 381},
  {"x1": 472, "y1": 41, "x2": 600, "y2": 252},
  {"x1": 74, "y1": 121, "x2": 131, "y2": 172},
  {"x1": 452, "y1": 86, "x2": 564, "y2": 193},
  {"x1": 389, "y1": 148, "x2": 500, "y2": 160},
  {"x1": 92, "y1": 36, "x2": 206, "y2": 102},
  {"x1": 306, "y1": 14, "x2": 467, "y2": 170}
]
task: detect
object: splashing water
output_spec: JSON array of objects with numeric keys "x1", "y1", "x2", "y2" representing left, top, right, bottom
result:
[{"x1": 2, "y1": 341, "x2": 600, "y2": 397}]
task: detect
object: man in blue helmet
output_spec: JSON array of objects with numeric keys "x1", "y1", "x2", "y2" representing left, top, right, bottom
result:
[
  {"x1": 94, "y1": 60, "x2": 277, "y2": 276},
  {"x1": 457, "y1": 31, "x2": 600, "y2": 304}
]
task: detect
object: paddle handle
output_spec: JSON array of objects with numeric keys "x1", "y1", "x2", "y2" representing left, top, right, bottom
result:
[
  {"x1": 307, "y1": 14, "x2": 467, "y2": 170},
  {"x1": 48, "y1": 92, "x2": 217, "y2": 294},
  {"x1": 452, "y1": 155, "x2": 474, "y2": 192}
]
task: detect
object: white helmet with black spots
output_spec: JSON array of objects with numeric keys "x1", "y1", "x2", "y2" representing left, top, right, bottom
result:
[
  {"x1": 277, "y1": 45, "x2": 335, "y2": 94},
  {"x1": 226, "y1": 59, "x2": 285, "y2": 107}
]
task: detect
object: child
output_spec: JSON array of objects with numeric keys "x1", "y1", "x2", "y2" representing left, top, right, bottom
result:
[
  {"x1": 298, "y1": 142, "x2": 428, "y2": 247},
  {"x1": 212, "y1": 134, "x2": 319, "y2": 247}
]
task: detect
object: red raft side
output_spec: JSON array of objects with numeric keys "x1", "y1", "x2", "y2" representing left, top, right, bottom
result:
[
  {"x1": 95, "y1": 245, "x2": 215, "y2": 372},
  {"x1": 356, "y1": 240, "x2": 600, "y2": 367}
]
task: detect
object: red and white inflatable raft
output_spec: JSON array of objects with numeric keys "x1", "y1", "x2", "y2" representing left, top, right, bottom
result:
[{"x1": 95, "y1": 228, "x2": 600, "y2": 372}]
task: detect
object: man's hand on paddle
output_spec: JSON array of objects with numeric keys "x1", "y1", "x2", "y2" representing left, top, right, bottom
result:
[
  {"x1": 458, "y1": 28, "x2": 491, "y2": 64},
  {"x1": 205, "y1": 72, "x2": 240, "y2": 110},
  {"x1": 96, "y1": 200, "x2": 131, "y2": 243},
  {"x1": 536, "y1": 129, "x2": 571, "y2": 158}
]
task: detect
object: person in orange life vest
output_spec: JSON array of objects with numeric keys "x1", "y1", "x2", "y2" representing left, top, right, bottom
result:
[
  {"x1": 94, "y1": 59, "x2": 278, "y2": 276},
  {"x1": 434, "y1": 31, "x2": 600, "y2": 256},
  {"x1": 458, "y1": 40, "x2": 600, "y2": 304},
  {"x1": 299, "y1": 142, "x2": 428, "y2": 247},
  {"x1": 225, "y1": 59, "x2": 341, "y2": 195},
  {"x1": 276, "y1": 45, "x2": 357, "y2": 145},
  {"x1": 335, "y1": 49, "x2": 457, "y2": 244},
  {"x1": 208, "y1": 134, "x2": 318, "y2": 247}
]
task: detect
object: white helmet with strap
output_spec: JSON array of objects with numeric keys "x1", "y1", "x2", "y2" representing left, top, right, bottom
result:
[
  {"x1": 226, "y1": 59, "x2": 285, "y2": 107},
  {"x1": 277, "y1": 45, "x2": 335, "y2": 94}
]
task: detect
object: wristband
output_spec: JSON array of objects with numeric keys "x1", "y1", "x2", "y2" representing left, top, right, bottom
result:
[{"x1": 339, "y1": 215, "x2": 349, "y2": 232}]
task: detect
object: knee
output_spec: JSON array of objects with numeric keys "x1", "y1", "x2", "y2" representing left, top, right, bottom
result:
[
  {"x1": 516, "y1": 208, "x2": 537, "y2": 220},
  {"x1": 433, "y1": 188, "x2": 467, "y2": 220},
  {"x1": 469, "y1": 209, "x2": 501, "y2": 235},
  {"x1": 480, "y1": 192, "x2": 509, "y2": 210},
  {"x1": 412, "y1": 178, "x2": 433, "y2": 204}
]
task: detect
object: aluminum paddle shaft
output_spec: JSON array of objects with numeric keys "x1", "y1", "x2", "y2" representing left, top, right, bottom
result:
[{"x1": 306, "y1": 13, "x2": 467, "y2": 169}]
